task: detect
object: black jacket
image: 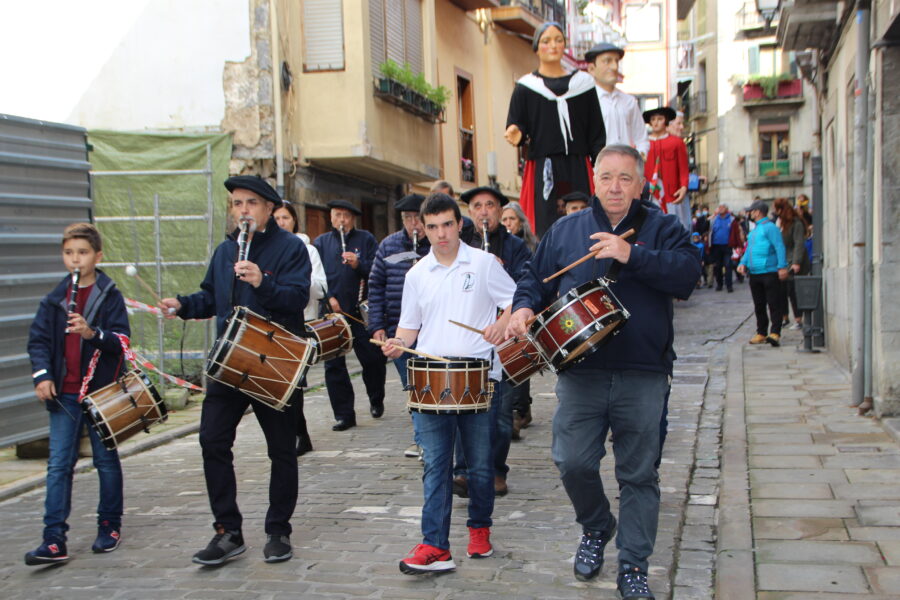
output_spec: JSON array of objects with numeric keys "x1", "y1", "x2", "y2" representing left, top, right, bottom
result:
[
  {"x1": 177, "y1": 217, "x2": 311, "y2": 336},
  {"x1": 28, "y1": 269, "x2": 131, "y2": 405},
  {"x1": 313, "y1": 227, "x2": 378, "y2": 315},
  {"x1": 470, "y1": 225, "x2": 533, "y2": 281},
  {"x1": 367, "y1": 229, "x2": 430, "y2": 337}
]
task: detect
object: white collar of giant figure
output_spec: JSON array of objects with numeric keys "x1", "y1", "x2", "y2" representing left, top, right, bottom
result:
[{"x1": 517, "y1": 70, "x2": 595, "y2": 155}]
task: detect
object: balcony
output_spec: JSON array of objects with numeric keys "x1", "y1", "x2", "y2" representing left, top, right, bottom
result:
[
  {"x1": 491, "y1": 0, "x2": 566, "y2": 37},
  {"x1": 742, "y1": 152, "x2": 805, "y2": 185},
  {"x1": 688, "y1": 91, "x2": 708, "y2": 119},
  {"x1": 450, "y1": 0, "x2": 498, "y2": 10},
  {"x1": 736, "y1": 1, "x2": 777, "y2": 37},
  {"x1": 742, "y1": 77, "x2": 804, "y2": 108},
  {"x1": 777, "y1": 2, "x2": 840, "y2": 52}
]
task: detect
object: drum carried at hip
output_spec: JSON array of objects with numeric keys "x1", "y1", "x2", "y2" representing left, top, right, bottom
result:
[
  {"x1": 406, "y1": 357, "x2": 493, "y2": 414},
  {"x1": 529, "y1": 278, "x2": 629, "y2": 370},
  {"x1": 82, "y1": 370, "x2": 168, "y2": 450},
  {"x1": 304, "y1": 313, "x2": 353, "y2": 363},
  {"x1": 206, "y1": 306, "x2": 315, "y2": 411}
]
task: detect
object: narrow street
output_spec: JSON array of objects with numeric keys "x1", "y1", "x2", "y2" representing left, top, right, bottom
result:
[{"x1": 1, "y1": 282, "x2": 897, "y2": 599}]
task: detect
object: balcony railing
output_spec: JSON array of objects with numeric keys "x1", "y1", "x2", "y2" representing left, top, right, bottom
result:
[
  {"x1": 498, "y1": 0, "x2": 566, "y2": 30},
  {"x1": 688, "y1": 91, "x2": 708, "y2": 118},
  {"x1": 743, "y1": 152, "x2": 805, "y2": 184},
  {"x1": 736, "y1": 2, "x2": 777, "y2": 31}
]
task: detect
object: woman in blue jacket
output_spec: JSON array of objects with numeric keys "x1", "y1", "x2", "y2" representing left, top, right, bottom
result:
[{"x1": 737, "y1": 200, "x2": 788, "y2": 346}]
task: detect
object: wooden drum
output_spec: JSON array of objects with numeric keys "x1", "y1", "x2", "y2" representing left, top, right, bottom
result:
[{"x1": 406, "y1": 357, "x2": 493, "y2": 414}]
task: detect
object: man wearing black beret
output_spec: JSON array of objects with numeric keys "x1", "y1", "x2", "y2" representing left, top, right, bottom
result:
[
  {"x1": 160, "y1": 175, "x2": 311, "y2": 566},
  {"x1": 313, "y1": 200, "x2": 385, "y2": 430}
]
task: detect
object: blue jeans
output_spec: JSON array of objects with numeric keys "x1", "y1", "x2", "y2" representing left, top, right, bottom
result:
[
  {"x1": 553, "y1": 369, "x2": 668, "y2": 572},
  {"x1": 415, "y1": 403, "x2": 495, "y2": 549},
  {"x1": 394, "y1": 353, "x2": 419, "y2": 445},
  {"x1": 44, "y1": 393, "x2": 123, "y2": 542},
  {"x1": 453, "y1": 380, "x2": 508, "y2": 478}
]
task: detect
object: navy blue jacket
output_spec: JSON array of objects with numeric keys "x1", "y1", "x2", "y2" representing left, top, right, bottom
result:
[
  {"x1": 178, "y1": 216, "x2": 311, "y2": 336},
  {"x1": 28, "y1": 269, "x2": 131, "y2": 405},
  {"x1": 313, "y1": 227, "x2": 378, "y2": 315},
  {"x1": 513, "y1": 197, "x2": 699, "y2": 375},
  {"x1": 470, "y1": 225, "x2": 533, "y2": 281},
  {"x1": 367, "y1": 229, "x2": 431, "y2": 337}
]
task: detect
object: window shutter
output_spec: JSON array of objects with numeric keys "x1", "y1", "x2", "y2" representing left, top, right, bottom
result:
[
  {"x1": 748, "y1": 46, "x2": 760, "y2": 75},
  {"x1": 303, "y1": 0, "x2": 345, "y2": 72},
  {"x1": 370, "y1": 0, "x2": 385, "y2": 77},
  {"x1": 385, "y1": 0, "x2": 406, "y2": 66},
  {"x1": 404, "y1": 0, "x2": 423, "y2": 75}
]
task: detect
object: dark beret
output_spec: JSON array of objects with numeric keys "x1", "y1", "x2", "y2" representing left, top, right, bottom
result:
[
  {"x1": 224, "y1": 175, "x2": 281, "y2": 204},
  {"x1": 642, "y1": 106, "x2": 677, "y2": 125},
  {"x1": 460, "y1": 186, "x2": 509, "y2": 206},
  {"x1": 395, "y1": 193, "x2": 426, "y2": 212},
  {"x1": 327, "y1": 199, "x2": 362, "y2": 215},
  {"x1": 561, "y1": 191, "x2": 590, "y2": 205},
  {"x1": 584, "y1": 42, "x2": 624, "y2": 63}
]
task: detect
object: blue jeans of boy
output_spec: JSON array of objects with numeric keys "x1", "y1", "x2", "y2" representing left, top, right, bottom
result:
[
  {"x1": 453, "y1": 380, "x2": 508, "y2": 478},
  {"x1": 414, "y1": 393, "x2": 496, "y2": 549},
  {"x1": 44, "y1": 393, "x2": 123, "y2": 542}
]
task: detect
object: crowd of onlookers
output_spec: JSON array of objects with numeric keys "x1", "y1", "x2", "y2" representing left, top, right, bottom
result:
[{"x1": 688, "y1": 194, "x2": 814, "y2": 346}]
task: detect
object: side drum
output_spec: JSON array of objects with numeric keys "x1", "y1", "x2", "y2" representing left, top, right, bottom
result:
[
  {"x1": 497, "y1": 335, "x2": 551, "y2": 387},
  {"x1": 206, "y1": 306, "x2": 315, "y2": 410},
  {"x1": 305, "y1": 314, "x2": 353, "y2": 364},
  {"x1": 82, "y1": 370, "x2": 168, "y2": 450},
  {"x1": 406, "y1": 357, "x2": 493, "y2": 414},
  {"x1": 529, "y1": 279, "x2": 629, "y2": 371}
]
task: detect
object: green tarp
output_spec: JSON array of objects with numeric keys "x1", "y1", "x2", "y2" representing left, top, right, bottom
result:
[{"x1": 88, "y1": 130, "x2": 233, "y2": 385}]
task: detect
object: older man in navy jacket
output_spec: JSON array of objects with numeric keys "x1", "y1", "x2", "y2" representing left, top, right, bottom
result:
[
  {"x1": 161, "y1": 175, "x2": 311, "y2": 567},
  {"x1": 507, "y1": 145, "x2": 698, "y2": 599}
]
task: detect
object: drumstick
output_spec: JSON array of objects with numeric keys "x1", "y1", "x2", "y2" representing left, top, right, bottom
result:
[
  {"x1": 541, "y1": 228, "x2": 636, "y2": 284},
  {"x1": 448, "y1": 319, "x2": 484, "y2": 335},
  {"x1": 339, "y1": 311, "x2": 367, "y2": 327},
  {"x1": 126, "y1": 265, "x2": 175, "y2": 314},
  {"x1": 369, "y1": 339, "x2": 451, "y2": 363}
]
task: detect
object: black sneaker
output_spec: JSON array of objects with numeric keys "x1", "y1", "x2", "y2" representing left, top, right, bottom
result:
[
  {"x1": 573, "y1": 519, "x2": 616, "y2": 581},
  {"x1": 24, "y1": 539, "x2": 69, "y2": 566},
  {"x1": 192, "y1": 528, "x2": 245, "y2": 566},
  {"x1": 91, "y1": 520, "x2": 121, "y2": 553},
  {"x1": 263, "y1": 534, "x2": 292, "y2": 563},
  {"x1": 617, "y1": 563, "x2": 655, "y2": 599},
  {"x1": 296, "y1": 435, "x2": 313, "y2": 457}
]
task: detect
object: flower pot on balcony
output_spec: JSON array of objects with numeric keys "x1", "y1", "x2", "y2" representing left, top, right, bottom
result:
[
  {"x1": 378, "y1": 77, "x2": 391, "y2": 94},
  {"x1": 390, "y1": 80, "x2": 405, "y2": 98},
  {"x1": 776, "y1": 78, "x2": 802, "y2": 97},
  {"x1": 743, "y1": 84, "x2": 765, "y2": 100}
]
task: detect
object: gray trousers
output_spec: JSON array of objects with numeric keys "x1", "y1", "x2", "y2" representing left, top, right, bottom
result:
[{"x1": 552, "y1": 368, "x2": 668, "y2": 571}]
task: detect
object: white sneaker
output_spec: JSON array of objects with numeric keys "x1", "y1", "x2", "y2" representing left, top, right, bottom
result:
[
  {"x1": 790, "y1": 322, "x2": 802, "y2": 330},
  {"x1": 404, "y1": 443, "x2": 421, "y2": 458}
]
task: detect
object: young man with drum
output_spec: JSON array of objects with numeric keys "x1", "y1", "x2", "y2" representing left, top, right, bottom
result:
[
  {"x1": 507, "y1": 146, "x2": 698, "y2": 599},
  {"x1": 381, "y1": 193, "x2": 516, "y2": 574},
  {"x1": 160, "y1": 175, "x2": 311, "y2": 566},
  {"x1": 25, "y1": 223, "x2": 130, "y2": 565},
  {"x1": 313, "y1": 200, "x2": 385, "y2": 430}
]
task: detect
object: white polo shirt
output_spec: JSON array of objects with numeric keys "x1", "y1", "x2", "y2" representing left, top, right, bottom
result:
[{"x1": 398, "y1": 242, "x2": 515, "y2": 380}]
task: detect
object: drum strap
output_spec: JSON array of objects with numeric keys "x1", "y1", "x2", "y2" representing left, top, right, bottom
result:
[
  {"x1": 78, "y1": 333, "x2": 138, "y2": 401},
  {"x1": 602, "y1": 205, "x2": 648, "y2": 283}
]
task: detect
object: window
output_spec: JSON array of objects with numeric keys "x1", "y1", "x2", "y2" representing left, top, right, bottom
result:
[
  {"x1": 749, "y1": 44, "x2": 782, "y2": 76},
  {"x1": 303, "y1": 0, "x2": 345, "y2": 71},
  {"x1": 457, "y1": 74, "x2": 476, "y2": 183},
  {"x1": 625, "y1": 3, "x2": 662, "y2": 43},
  {"x1": 758, "y1": 120, "x2": 789, "y2": 176},
  {"x1": 370, "y1": 0, "x2": 423, "y2": 78}
]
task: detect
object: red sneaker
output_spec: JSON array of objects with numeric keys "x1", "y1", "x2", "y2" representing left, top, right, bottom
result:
[
  {"x1": 399, "y1": 544, "x2": 456, "y2": 575},
  {"x1": 467, "y1": 526, "x2": 493, "y2": 558}
]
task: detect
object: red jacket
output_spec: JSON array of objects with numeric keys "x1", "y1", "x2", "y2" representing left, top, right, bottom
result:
[{"x1": 645, "y1": 134, "x2": 689, "y2": 213}]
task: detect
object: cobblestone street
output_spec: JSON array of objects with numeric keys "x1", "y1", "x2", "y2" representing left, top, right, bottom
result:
[{"x1": 1, "y1": 283, "x2": 897, "y2": 599}]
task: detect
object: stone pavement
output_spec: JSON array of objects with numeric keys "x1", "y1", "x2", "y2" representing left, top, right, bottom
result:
[
  {"x1": 1, "y1": 281, "x2": 895, "y2": 599},
  {"x1": 717, "y1": 317, "x2": 900, "y2": 600}
]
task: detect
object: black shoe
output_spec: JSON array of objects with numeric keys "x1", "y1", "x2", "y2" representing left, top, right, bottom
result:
[
  {"x1": 91, "y1": 520, "x2": 121, "y2": 553},
  {"x1": 715, "y1": 285, "x2": 723, "y2": 291},
  {"x1": 24, "y1": 539, "x2": 69, "y2": 566},
  {"x1": 332, "y1": 418, "x2": 356, "y2": 431},
  {"x1": 296, "y1": 436, "x2": 313, "y2": 457},
  {"x1": 573, "y1": 519, "x2": 616, "y2": 582},
  {"x1": 452, "y1": 476, "x2": 469, "y2": 498},
  {"x1": 727, "y1": 287, "x2": 734, "y2": 293},
  {"x1": 263, "y1": 534, "x2": 292, "y2": 563},
  {"x1": 370, "y1": 401, "x2": 384, "y2": 419},
  {"x1": 192, "y1": 528, "x2": 245, "y2": 566},
  {"x1": 617, "y1": 563, "x2": 655, "y2": 599}
]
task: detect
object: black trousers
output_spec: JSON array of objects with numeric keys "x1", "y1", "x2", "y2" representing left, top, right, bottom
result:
[
  {"x1": 749, "y1": 272, "x2": 783, "y2": 336},
  {"x1": 508, "y1": 378, "x2": 532, "y2": 416},
  {"x1": 199, "y1": 381, "x2": 299, "y2": 536},
  {"x1": 323, "y1": 319, "x2": 386, "y2": 421},
  {"x1": 708, "y1": 244, "x2": 733, "y2": 289}
]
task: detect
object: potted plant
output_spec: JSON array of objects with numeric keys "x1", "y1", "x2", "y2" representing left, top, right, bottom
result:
[
  {"x1": 428, "y1": 85, "x2": 450, "y2": 119},
  {"x1": 397, "y1": 62, "x2": 416, "y2": 105},
  {"x1": 744, "y1": 74, "x2": 798, "y2": 100},
  {"x1": 379, "y1": 59, "x2": 401, "y2": 95}
]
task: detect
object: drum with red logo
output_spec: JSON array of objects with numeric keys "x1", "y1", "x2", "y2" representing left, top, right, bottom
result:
[{"x1": 529, "y1": 279, "x2": 629, "y2": 371}]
